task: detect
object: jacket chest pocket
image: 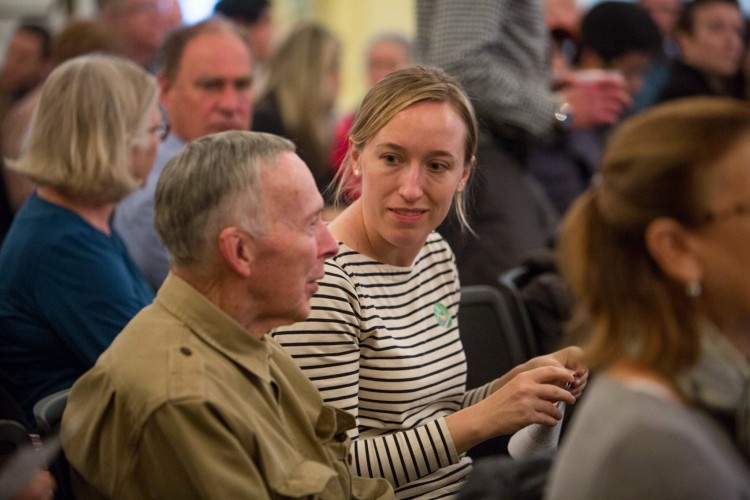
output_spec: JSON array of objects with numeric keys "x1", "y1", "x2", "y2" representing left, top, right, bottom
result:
[{"x1": 267, "y1": 459, "x2": 337, "y2": 499}]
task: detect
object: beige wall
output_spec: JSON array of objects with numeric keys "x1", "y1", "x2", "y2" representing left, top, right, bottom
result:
[{"x1": 273, "y1": 0, "x2": 415, "y2": 114}]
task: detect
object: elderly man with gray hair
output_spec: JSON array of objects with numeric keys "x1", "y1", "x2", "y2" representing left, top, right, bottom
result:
[{"x1": 61, "y1": 131, "x2": 393, "y2": 499}]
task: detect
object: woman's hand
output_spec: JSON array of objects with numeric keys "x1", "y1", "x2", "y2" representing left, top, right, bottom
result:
[
  {"x1": 13, "y1": 470, "x2": 55, "y2": 500},
  {"x1": 483, "y1": 365, "x2": 577, "y2": 434},
  {"x1": 524, "y1": 346, "x2": 588, "y2": 399},
  {"x1": 446, "y1": 364, "x2": 577, "y2": 453}
]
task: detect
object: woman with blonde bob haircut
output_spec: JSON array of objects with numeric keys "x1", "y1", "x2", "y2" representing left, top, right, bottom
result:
[
  {"x1": 548, "y1": 97, "x2": 750, "y2": 498},
  {"x1": 0, "y1": 54, "x2": 161, "y2": 419},
  {"x1": 13, "y1": 54, "x2": 157, "y2": 202},
  {"x1": 273, "y1": 65, "x2": 588, "y2": 498}
]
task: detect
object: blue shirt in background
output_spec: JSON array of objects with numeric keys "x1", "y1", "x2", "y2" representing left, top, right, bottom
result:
[{"x1": 0, "y1": 193, "x2": 154, "y2": 419}]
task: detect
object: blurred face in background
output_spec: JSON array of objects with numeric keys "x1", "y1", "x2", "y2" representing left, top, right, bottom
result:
[
  {"x1": 101, "y1": 0, "x2": 176, "y2": 67},
  {"x1": 640, "y1": 0, "x2": 682, "y2": 36},
  {"x1": 160, "y1": 30, "x2": 253, "y2": 142},
  {"x1": 607, "y1": 51, "x2": 655, "y2": 96},
  {"x1": 545, "y1": 0, "x2": 582, "y2": 39},
  {"x1": 678, "y1": 1, "x2": 745, "y2": 77},
  {"x1": 367, "y1": 38, "x2": 411, "y2": 87},
  {"x1": 129, "y1": 104, "x2": 163, "y2": 184},
  {"x1": 686, "y1": 130, "x2": 750, "y2": 348},
  {"x1": 0, "y1": 28, "x2": 48, "y2": 92}
]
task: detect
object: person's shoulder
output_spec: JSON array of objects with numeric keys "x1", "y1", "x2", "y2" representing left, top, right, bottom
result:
[
  {"x1": 420, "y1": 231, "x2": 457, "y2": 270},
  {"x1": 19, "y1": 207, "x2": 115, "y2": 268},
  {"x1": 71, "y1": 310, "x2": 222, "y2": 433},
  {"x1": 311, "y1": 254, "x2": 358, "y2": 306},
  {"x1": 425, "y1": 230, "x2": 453, "y2": 253},
  {"x1": 551, "y1": 375, "x2": 750, "y2": 498}
]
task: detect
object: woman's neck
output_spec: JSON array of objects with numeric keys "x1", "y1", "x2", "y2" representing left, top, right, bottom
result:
[{"x1": 36, "y1": 187, "x2": 115, "y2": 235}]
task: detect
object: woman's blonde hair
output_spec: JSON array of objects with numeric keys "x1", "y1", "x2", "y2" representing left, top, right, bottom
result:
[
  {"x1": 11, "y1": 54, "x2": 157, "y2": 203},
  {"x1": 334, "y1": 65, "x2": 478, "y2": 230},
  {"x1": 559, "y1": 96, "x2": 750, "y2": 378},
  {"x1": 258, "y1": 21, "x2": 340, "y2": 181}
]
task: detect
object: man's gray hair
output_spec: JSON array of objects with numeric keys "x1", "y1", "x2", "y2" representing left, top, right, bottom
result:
[{"x1": 154, "y1": 131, "x2": 296, "y2": 269}]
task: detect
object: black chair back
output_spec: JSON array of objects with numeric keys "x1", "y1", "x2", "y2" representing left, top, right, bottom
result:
[
  {"x1": 458, "y1": 285, "x2": 540, "y2": 459},
  {"x1": 459, "y1": 285, "x2": 537, "y2": 390},
  {"x1": 33, "y1": 389, "x2": 70, "y2": 438}
]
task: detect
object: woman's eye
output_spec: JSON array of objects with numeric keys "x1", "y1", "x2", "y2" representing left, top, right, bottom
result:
[
  {"x1": 429, "y1": 162, "x2": 446, "y2": 172},
  {"x1": 382, "y1": 154, "x2": 398, "y2": 165}
]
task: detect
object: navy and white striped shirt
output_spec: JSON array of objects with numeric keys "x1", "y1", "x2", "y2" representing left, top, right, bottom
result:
[{"x1": 272, "y1": 232, "x2": 493, "y2": 499}]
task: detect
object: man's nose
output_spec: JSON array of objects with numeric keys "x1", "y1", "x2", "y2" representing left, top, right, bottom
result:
[{"x1": 318, "y1": 223, "x2": 338, "y2": 260}]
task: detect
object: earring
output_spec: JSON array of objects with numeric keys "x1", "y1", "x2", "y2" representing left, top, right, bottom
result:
[
  {"x1": 686, "y1": 280, "x2": 702, "y2": 298},
  {"x1": 353, "y1": 168, "x2": 361, "y2": 177}
]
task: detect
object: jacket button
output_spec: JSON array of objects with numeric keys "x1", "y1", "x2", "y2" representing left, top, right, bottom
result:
[{"x1": 180, "y1": 347, "x2": 192, "y2": 356}]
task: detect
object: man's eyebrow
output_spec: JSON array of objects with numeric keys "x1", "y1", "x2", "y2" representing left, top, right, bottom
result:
[{"x1": 194, "y1": 74, "x2": 253, "y2": 84}]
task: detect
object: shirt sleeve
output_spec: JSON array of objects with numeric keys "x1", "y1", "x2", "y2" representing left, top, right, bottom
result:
[
  {"x1": 415, "y1": 0, "x2": 557, "y2": 140},
  {"x1": 272, "y1": 261, "x2": 462, "y2": 489},
  {"x1": 34, "y1": 231, "x2": 153, "y2": 367}
]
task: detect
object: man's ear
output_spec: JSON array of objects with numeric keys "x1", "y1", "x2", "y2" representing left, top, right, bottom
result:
[
  {"x1": 644, "y1": 217, "x2": 703, "y2": 285},
  {"x1": 674, "y1": 30, "x2": 691, "y2": 54},
  {"x1": 217, "y1": 227, "x2": 254, "y2": 277},
  {"x1": 157, "y1": 73, "x2": 172, "y2": 111}
]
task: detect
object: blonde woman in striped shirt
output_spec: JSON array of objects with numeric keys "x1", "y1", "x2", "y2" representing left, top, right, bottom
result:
[{"x1": 272, "y1": 65, "x2": 587, "y2": 499}]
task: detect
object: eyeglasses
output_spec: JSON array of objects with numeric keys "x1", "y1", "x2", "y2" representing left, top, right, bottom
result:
[
  {"x1": 697, "y1": 202, "x2": 750, "y2": 226},
  {"x1": 148, "y1": 122, "x2": 170, "y2": 142}
]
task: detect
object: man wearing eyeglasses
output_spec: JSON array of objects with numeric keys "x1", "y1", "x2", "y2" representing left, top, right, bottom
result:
[{"x1": 114, "y1": 17, "x2": 254, "y2": 292}]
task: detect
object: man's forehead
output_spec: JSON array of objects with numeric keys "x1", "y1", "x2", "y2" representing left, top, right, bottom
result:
[
  {"x1": 178, "y1": 32, "x2": 251, "y2": 69},
  {"x1": 263, "y1": 154, "x2": 322, "y2": 214}
]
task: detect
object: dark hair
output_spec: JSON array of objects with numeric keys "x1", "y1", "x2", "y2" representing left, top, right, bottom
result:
[
  {"x1": 677, "y1": 0, "x2": 740, "y2": 34},
  {"x1": 581, "y1": 1, "x2": 662, "y2": 63},
  {"x1": 214, "y1": 0, "x2": 270, "y2": 24},
  {"x1": 17, "y1": 20, "x2": 52, "y2": 60},
  {"x1": 50, "y1": 20, "x2": 116, "y2": 66}
]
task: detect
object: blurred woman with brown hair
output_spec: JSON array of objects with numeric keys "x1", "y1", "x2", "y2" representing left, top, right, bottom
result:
[{"x1": 548, "y1": 96, "x2": 750, "y2": 498}]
